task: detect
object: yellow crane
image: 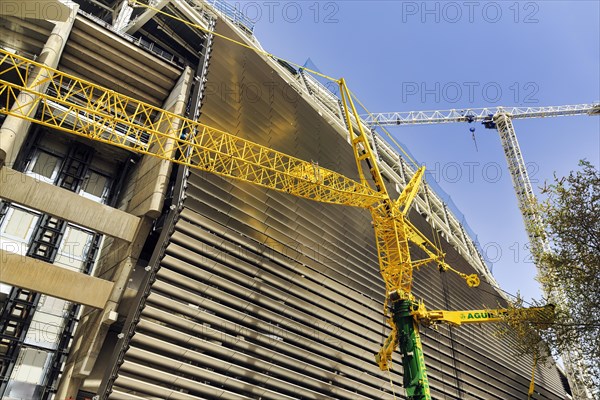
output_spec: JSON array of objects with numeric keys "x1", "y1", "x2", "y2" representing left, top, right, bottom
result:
[{"x1": 1, "y1": 48, "x2": 552, "y2": 399}]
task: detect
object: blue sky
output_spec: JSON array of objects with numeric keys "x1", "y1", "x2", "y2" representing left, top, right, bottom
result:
[{"x1": 245, "y1": 1, "x2": 600, "y2": 303}]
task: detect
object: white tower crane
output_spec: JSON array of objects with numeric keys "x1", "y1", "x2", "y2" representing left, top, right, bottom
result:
[
  {"x1": 362, "y1": 103, "x2": 600, "y2": 261},
  {"x1": 362, "y1": 103, "x2": 600, "y2": 399}
]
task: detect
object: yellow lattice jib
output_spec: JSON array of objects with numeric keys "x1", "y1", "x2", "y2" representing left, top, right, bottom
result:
[{"x1": 0, "y1": 49, "x2": 384, "y2": 208}]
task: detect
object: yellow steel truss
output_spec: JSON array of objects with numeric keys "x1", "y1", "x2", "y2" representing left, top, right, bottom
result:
[
  {"x1": 338, "y1": 79, "x2": 466, "y2": 301},
  {"x1": 338, "y1": 80, "x2": 480, "y2": 391},
  {"x1": 0, "y1": 49, "x2": 384, "y2": 208}
]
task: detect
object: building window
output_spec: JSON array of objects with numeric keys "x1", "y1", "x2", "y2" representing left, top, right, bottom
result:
[
  {"x1": 0, "y1": 206, "x2": 40, "y2": 256},
  {"x1": 4, "y1": 348, "x2": 52, "y2": 399},
  {"x1": 0, "y1": 206, "x2": 40, "y2": 296},
  {"x1": 24, "y1": 296, "x2": 69, "y2": 350},
  {"x1": 54, "y1": 226, "x2": 98, "y2": 273},
  {"x1": 0, "y1": 129, "x2": 123, "y2": 398},
  {"x1": 22, "y1": 136, "x2": 115, "y2": 204},
  {"x1": 25, "y1": 150, "x2": 62, "y2": 184},
  {"x1": 80, "y1": 170, "x2": 111, "y2": 203}
]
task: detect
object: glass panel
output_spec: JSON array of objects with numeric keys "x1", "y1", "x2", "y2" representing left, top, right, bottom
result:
[
  {"x1": 81, "y1": 171, "x2": 109, "y2": 203},
  {"x1": 27, "y1": 151, "x2": 61, "y2": 183},
  {"x1": 2, "y1": 208, "x2": 37, "y2": 240},
  {"x1": 54, "y1": 252, "x2": 85, "y2": 272},
  {"x1": 0, "y1": 207, "x2": 39, "y2": 256},
  {"x1": 5, "y1": 380, "x2": 44, "y2": 400},
  {"x1": 11, "y1": 348, "x2": 52, "y2": 384},
  {"x1": 25, "y1": 311, "x2": 66, "y2": 349},
  {"x1": 61, "y1": 226, "x2": 92, "y2": 259},
  {"x1": 54, "y1": 226, "x2": 92, "y2": 273},
  {"x1": 36, "y1": 295, "x2": 69, "y2": 315},
  {"x1": 0, "y1": 283, "x2": 12, "y2": 295}
]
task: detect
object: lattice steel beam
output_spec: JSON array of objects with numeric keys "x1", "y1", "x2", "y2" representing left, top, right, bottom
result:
[
  {"x1": 0, "y1": 49, "x2": 383, "y2": 209},
  {"x1": 362, "y1": 103, "x2": 600, "y2": 126}
]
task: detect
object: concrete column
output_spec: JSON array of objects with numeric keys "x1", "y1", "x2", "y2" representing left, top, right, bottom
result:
[
  {"x1": 0, "y1": 2, "x2": 78, "y2": 167},
  {"x1": 124, "y1": 0, "x2": 172, "y2": 35},
  {"x1": 127, "y1": 66, "x2": 193, "y2": 217},
  {"x1": 112, "y1": 0, "x2": 133, "y2": 32}
]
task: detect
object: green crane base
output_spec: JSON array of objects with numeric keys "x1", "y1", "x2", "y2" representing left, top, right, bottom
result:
[{"x1": 393, "y1": 300, "x2": 431, "y2": 400}]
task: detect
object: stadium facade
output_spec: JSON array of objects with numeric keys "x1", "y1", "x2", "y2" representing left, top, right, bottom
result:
[{"x1": 0, "y1": 1, "x2": 572, "y2": 398}]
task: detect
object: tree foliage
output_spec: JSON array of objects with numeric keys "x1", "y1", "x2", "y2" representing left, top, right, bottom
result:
[
  {"x1": 533, "y1": 160, "x2": 600, "y2": 397},
  {"x1": 498, "y1": 296, "x2": 554, "y2": 361}
]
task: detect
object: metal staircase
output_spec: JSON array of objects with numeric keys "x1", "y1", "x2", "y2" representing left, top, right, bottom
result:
[{"x1": 0, "y1": 289, "x2": 41, "y2": 392}]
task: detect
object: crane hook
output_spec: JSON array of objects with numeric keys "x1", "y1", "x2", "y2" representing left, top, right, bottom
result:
[{"x1": 470, "y1": 127, "x2": 479, "y2": 152}]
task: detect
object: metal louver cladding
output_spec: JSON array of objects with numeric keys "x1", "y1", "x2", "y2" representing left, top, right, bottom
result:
[
  {"x1": 105, "y1": 166, "x2": 567, "y2": 399},
  {"x1": 108, "y1": 166, "x2": 398, "y2": 399}
]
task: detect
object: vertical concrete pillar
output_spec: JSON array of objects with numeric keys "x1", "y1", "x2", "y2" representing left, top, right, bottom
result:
[
  {"x1": 122, "y1": 0, "x2": 171, "y2": 35},
  {"x1": 0, "y1": 2, "x2": 78, "y2": 167},
  {"x1": 127, "y1": 66, "x2": 194, "y2": 218},
  {"x1": 113, "y1": 0, "x2": 133, "y2": 32}
]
